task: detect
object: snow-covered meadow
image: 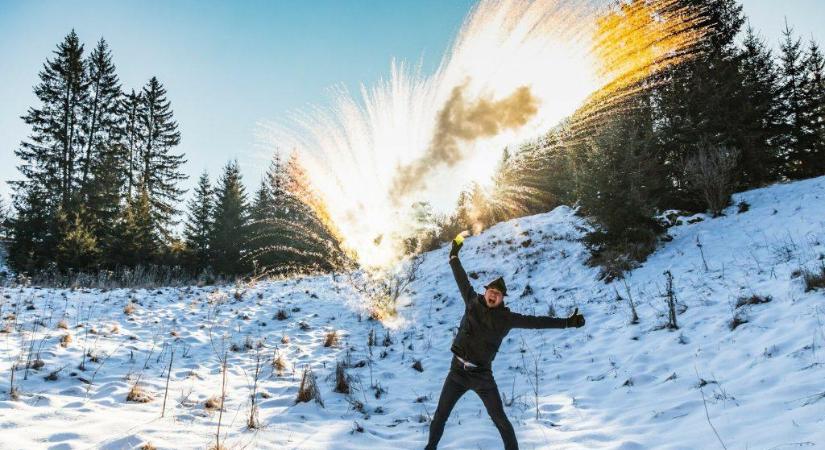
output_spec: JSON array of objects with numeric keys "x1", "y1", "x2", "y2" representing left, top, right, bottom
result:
[{"x1": 1, "y1": 176, "x2": 824, "y2": 449}]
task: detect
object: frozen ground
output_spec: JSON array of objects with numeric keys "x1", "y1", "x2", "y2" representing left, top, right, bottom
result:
[{"x1": 1, "y1": 176, "x2": 824, "y2": 450}]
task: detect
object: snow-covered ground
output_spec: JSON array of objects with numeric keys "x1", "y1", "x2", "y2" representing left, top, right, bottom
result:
[{"x1": 1, "y1": 177, "x2": 824, "y2": 450}]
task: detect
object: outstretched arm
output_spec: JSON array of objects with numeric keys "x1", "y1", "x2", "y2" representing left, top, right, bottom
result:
[
  {"x1": 450, "y1": 256, "x2": 476, "y2": 305},
  {"x1": 509, "y1": 308, "x2": 585, "y2": 330},
  {"x1": 448, "y1": 232, "x2": 476, "y2": 305}
]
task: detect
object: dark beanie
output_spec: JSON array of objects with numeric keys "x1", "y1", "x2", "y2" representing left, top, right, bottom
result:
[{"x1": 484, "y1": 277, "x2": 508, "y2": 296}]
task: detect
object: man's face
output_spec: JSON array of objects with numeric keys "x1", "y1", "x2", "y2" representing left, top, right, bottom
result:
[{"x1": 484, "y1": 288, "x2": 504, "y2": 308}]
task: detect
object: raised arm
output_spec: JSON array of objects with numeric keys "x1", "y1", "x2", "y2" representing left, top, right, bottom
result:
[
  {"x1": 448, "y1": 232, "x2": 476, "y2": 305},
  {"x1": 450, "y1": 256, "x2": 476, "y2": 305},
  {"x1": 509, "y1": 308, "x2": 585, "y2": 330}
]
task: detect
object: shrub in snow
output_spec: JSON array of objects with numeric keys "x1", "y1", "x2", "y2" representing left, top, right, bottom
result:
[
  {"x1": 334, "y1": 361, "x2": 350, "y2": 394},
  {"x1": 296, "y1": 366, "x2": 323, "y2": 407}
]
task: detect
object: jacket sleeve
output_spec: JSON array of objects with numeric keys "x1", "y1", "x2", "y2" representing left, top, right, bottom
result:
[
  {"x1": 508, "y1": 312, "x2": 567, "y2": 330},
  {"x1": 449, "y1": 256, "x2": 476, "y2": 305}
]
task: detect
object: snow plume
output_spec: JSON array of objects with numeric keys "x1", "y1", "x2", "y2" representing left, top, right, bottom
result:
[
  {"x1": 259, "y1": 0, "x2": 709, "y2": 268},
  {"x1": 389, "y1": 84, "x2": 538, "y2": 204}
]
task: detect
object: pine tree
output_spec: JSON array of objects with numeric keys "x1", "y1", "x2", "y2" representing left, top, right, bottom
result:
[
  {"x1": 243, "y1": 151, "x2": 293, "y2": 271},
  {"x1": 80, "y1": 38, "x2": 123, "y2": 190},
  {"x1": 281, "y1": 152, "x2": 346, "y2": 271},
  {"x1": 88, "y1": 144, "x2": 126, "y2": 264},
  {"x1": 56, "y1": 205, "x2": 100, "y2": 272},
  {"x1": 654, "y1": 0, "x2": 746, "y2": 209},
  {"x1": 209, "y1": 160, "x2": 250, "y2": 276},
  {"x1": 123, "y1": 88, "x2": 143, "y2": 199},
  {"x1": 777, "y1": 22, "x2": 811, "y2": 178},
  {"x1": 9, "y1": 30, "x2": 89, "y2": 271},
  {"x1": 799, "y1": 39, "x2": 825, "y2": 177},
  {"x1": 737, "y1": 26, "x2": 783, "y2": 187},
  {"x1": 183, "y1": 171, "x2": 214, "y2": 273},
  {"x1": 112, "y1": 185, "x2": 157, "y2": 267},
  {"x1": 137, "y1": 76, "x2": 187, "y2": 243}
]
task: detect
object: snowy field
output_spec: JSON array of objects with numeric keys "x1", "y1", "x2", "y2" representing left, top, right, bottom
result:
[{"x1": 1, "y1": 177, "x2": 824, "y2": 450}]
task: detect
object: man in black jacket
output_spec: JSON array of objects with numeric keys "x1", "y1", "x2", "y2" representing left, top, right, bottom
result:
[{"x1": 425, "y1": 233, "x2": 586, "y2": 450}]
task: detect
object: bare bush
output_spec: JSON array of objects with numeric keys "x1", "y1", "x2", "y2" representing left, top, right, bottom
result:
[{"x1": 683, "y1": 142, "x2": 740, "y2": 217}]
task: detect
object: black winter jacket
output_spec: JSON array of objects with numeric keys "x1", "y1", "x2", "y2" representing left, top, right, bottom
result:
[{"x1": 449, "y1": 256, "x2": 567, "y2": 368}]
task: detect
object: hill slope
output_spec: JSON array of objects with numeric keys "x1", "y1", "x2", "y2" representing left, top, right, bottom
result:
[{"x1": 1, "y1": 176, "x2": 824, "y2": 449}]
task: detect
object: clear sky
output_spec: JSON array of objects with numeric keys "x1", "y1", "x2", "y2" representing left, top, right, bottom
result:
[{"x1": 1, "y1": 0, "x2": 823, "y2": 207}]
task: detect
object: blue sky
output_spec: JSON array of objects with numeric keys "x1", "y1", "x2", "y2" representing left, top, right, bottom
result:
[{"x1": 0, "y1": 0, "x2": 823, "y2": 206}]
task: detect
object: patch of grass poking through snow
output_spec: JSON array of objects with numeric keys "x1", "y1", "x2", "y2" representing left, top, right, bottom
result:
[
  {"x1": 334, "y1": 361, "x2": 350, "y2": 394},
  {"x1": 126, "y1": 383, "x2": 153, "y2": 403},
  {"x1": 323, "y1": 330, "x2": 339, "y2": 348},
  {"x1": 59, "y1": 334, "x2": 72, "y2": 348},
  {"x1": 735, "y1": 294, "x2": 772, "y2": 308},
  {"x1": 296, "y1": 366, "x2": 323, "y2": 406},
  {"x1": 273, "y1": 353, "x2": 288, "y2": 376},
  {"x1": 204, "y1": 395, "x2": 223, "y2": 411},
  {"x1": 139, "y1": 443, "x2": 157, "y2": 450},
  {"x1": 802, "y1": 264, "x2": 825, "y2": 292}
]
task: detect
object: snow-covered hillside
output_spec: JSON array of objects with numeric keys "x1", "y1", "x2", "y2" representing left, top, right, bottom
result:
[{"x1": 1, "y1": 177, "x2": 824, "y2": 450}]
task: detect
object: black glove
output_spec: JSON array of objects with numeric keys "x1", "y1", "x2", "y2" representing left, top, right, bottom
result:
[
  {"x1": 566, "y1": 307, "x2": 585, "y2": 328},
  {"x1": 449, "y1": 232, "x2": 465, "y2": 259}
]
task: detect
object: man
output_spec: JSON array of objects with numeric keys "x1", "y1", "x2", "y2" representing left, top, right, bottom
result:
[{"x1": 425, "y1": 232, "x2": 586, "y2": 450}]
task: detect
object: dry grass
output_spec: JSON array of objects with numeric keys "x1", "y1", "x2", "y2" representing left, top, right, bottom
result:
[
  {"x1": 126, "y1": 384, "x2": 153, "y2": 403},
  {"x1": 56, "y1": 319, "x2": 68, "y2": 330},
  {"x1": 139, "y1": 443, "x2": 157, "y2": 450},
  {"x1": 333, "y1": 362, "x2": 349, "y2": 394},
  {"x1": 273, "y1": 354, "x2": 288, "y2": 376},
  {"x1": 296, "y1": 366, "x2": 322, "y2": 406},
  {"x1": 123, "y1": 302, "x2": 136, "y2": 315},
  {"x1": 110, "y1": 324, "x2": 120, "y2": 334},
  {"x1": 803, "y1": 265, "x2": 825, "y2": 292},
  {"x1": 735, "y1": 294, "x2": 772, "y2": 308},
  {"x1": 204, "y1": 395, "x2": 223, "y2": 411},
  {"x1": 60, "y1": 334, "x2": 72, "y2": 348},
  {"x1": 280, "y1": 334, "x2": 290, "y2": 344},
  {"x1": 323, "y1": 330, "x2": 339, "y2": 348}
]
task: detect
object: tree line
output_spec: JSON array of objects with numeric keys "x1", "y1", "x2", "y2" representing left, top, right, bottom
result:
[
  {"x1": 5, "y1": 31, "x2": 346, "y2": 282},
  {"x1": 419, "y1": 0, "x2": 825, "y2": 280}
]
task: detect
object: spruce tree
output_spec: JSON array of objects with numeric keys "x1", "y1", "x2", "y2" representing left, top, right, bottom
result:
[
  {"x1": 80, "y1": 38, "x2": 123, "y2": 189},
  {"x1": 9, "y1": 30, "x2": 89, "y2": 271},
  {"x1": 123, "y1": 89, "x2": 144, "y2": 199},
  {"x1": 777, "y1": 22, "x2": 810, "y2": 178},
  {"x1": 56, "y1": 205, "x2": 100, "y2": 272},
  {"x1": 137, "y1": 76, "x2": 187, "y2": 242},
  {"x1": 209, "y1": 160, "x2": 250, "y2": 276},
  {"x1": 799, "y1": 40, "x2": 825, "y2": 177},
  {"x1": 281, "y1": 152, "x2": 346, "y2": 271},
  {"x1": 112, "y1": 185, "x2": 157, "y2": 267},
  {"x1": 738, "y1": 26, "x2": 783, "y2": 187},
  {"x1": 183, "y1": 171, "x2": 214, "y2": 273},
  {"x1": 655, "y1": 0, "x2": 746, "y2": 209}
]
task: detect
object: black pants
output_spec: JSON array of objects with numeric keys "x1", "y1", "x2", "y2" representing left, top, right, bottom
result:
[{"x1": 425, "y1": 356, "x2": 518, "y2": 450}]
